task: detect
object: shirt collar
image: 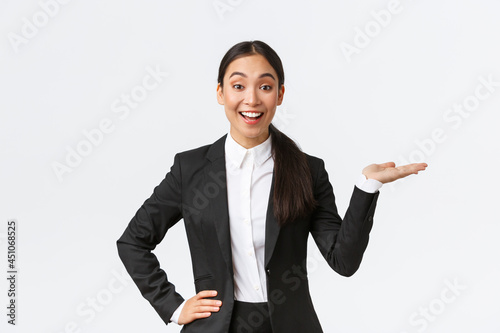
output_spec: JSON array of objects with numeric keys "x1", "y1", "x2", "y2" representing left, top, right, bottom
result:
[{"x1": 225, "y1": 131, "x2": 273, "y2": 169}]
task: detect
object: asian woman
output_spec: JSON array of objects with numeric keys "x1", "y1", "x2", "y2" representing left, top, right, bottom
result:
[{"x1": 117, "y1": 40, "x2": 427, "y2": 333}]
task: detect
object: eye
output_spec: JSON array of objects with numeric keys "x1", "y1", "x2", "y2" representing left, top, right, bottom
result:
[
  {"x1": 260, "y1": 85, "x2": 272, "y2": 91},
  {"x1": 233, "y1": 84, "x2": 244, "y2": 90}
]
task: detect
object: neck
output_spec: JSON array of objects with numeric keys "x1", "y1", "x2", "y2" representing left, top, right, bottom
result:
[{"x1": 230, "y1": 129, "x2": 270, "y2": 149}]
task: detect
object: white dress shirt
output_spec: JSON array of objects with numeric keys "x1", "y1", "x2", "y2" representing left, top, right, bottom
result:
[{"x1": 170, "y1": 131, "x2": 382, "y2": 324}]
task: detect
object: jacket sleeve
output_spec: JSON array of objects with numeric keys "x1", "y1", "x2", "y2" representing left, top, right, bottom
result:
[
  {"x1": 116, "y1": 152, "x2": 185, "y2": 325},
  {"x1": 309, "y1": 158, "x2": 380, "y2": 277}
]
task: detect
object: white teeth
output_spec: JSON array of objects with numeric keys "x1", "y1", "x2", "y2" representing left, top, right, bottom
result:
[{"x1": 241, "y1": 112, "x2": 263, "y2": 118}]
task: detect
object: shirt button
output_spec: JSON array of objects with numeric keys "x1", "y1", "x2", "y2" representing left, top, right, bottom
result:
[
  {"x1": 254, "y1": 285, "x2": 260, "y2": 290},
  {"x1": 247, "y1": 250, "x2": 253, "y2": 256},
  {"x1": 243, "y1": 218, "x2": 250, "y2": 225}
]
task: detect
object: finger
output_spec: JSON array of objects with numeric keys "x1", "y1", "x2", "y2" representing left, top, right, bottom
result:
[
  {"x1": 179, "y1": 309, "x2": 210, "y2": 325},
  {"x1": 396, "y1": 164, "x2": 425, "y2": 177},
  {"x1": 198, "y1": 299, "x2": 223, "y2": 307},
  {"x1": 408, "y1": 163, "x2": 428, "y2": 173},
  {"x1": 194, "y1": 305, "x2": 221, "y2": 313},
  {"x1": 191, "y1": 311, "x2": 212, "y2": 319},
  {"x1": 417, "y1": 163, "x2": 428, "y2": 169},
  {"x1": 395, "y1": 165, "x2": 416, "y2": 177},
  {"x1": 195, "y1": 290, "x2": 218, "y2": 299},
  {"x1": 378, "y1": 161, "x2": 396, "y2": 168},
  {"x1": 400, "y1": 162, "x2": 428, "y2": 169}
]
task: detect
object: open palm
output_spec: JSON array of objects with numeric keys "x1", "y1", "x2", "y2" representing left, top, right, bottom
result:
[{"x1": 362, "y1": 162, "x2": 428, "y2": 184}]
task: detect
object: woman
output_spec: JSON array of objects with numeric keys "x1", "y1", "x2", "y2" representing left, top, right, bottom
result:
[{"x1": 117, "y1": 40, "x2": 427, "y2": 333}]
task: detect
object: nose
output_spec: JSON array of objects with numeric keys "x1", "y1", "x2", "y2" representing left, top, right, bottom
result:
[{"x1": 244, "y1": 87, "x2": 260, "y2": 106}]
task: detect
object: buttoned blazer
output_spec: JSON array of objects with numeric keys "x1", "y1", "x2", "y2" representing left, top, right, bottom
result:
[{"x1": 116, "y1": 133, "x2": 380, "y2": 333}]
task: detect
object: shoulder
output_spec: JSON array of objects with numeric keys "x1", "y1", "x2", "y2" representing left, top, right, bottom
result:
[
  {"x1": 301, "y1": 152, "x2": 329, "y2": 189},
  {"x1": 172, "y1": 133, "x2": 226, "y2": 167},
  {"x1": 303, "y1": 152, "x2": 325, "y2": 172},
  {"x1": 176, "y1": 142, "x2": 213, "y2": 159}
]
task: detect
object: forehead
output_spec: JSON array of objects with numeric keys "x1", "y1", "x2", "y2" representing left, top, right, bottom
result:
[{"x1": 225, "y1": 54, "x2": 277, "y2": 78}]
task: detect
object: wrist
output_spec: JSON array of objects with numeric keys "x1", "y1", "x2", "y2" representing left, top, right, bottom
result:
[{"x1": 356, "y1": 173, "x2": 383, "y2": 193}]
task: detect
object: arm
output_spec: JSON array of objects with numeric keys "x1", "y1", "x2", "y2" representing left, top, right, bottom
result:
[
  {"x1": 116, "y1": 153, "x2": 185, "y2": 325},
  {"x1": 310, "y1": 159, "x2": 427, "y2": 276},
  {"x1": 309, "y1": 159, "x2": 380, "y2": 277}
]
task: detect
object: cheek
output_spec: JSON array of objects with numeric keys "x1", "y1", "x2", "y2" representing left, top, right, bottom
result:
[
  {"x1": 224, "y1": 94, "x2": 240, "y2": 108},
  {"x1": 263, "y1": 95, "x2": 279, "y2": 108}
]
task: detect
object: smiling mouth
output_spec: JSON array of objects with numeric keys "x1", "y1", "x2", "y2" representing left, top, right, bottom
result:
[{"x1": 239, "y1": 111, "x2": 263, "y2": 120}]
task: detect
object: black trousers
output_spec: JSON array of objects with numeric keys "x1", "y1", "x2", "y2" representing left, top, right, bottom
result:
[{"x1": 228, "y1": 300, "x2": 273, "y2": 333}]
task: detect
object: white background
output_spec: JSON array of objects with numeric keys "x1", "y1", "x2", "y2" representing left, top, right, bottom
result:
[{"x1": 1, "y1": 0, "x2": 499, "y2": 332}]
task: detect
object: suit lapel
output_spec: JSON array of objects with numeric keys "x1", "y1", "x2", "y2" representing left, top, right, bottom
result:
[
  {"x1": 206, "y1": 133, "x2": 281, "y2": 275},
  {"x1": 206, "y1": 134, "x2": 233, "y2": 275},
  {"x1": 264, "y1": 169, "x2": 280, "y2": 269}
]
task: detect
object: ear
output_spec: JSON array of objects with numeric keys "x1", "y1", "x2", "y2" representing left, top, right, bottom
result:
[
  {"x1": 216, "y1": 83, "x2": 224, "y2": 105},
  {"x1": 277, "y1": 85, "x2": 285, "y2": 106}
]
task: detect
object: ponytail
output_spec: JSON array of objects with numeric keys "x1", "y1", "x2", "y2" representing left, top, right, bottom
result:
[{"x1": 269, "y1": 123, "x2": 317, "y2": 226}]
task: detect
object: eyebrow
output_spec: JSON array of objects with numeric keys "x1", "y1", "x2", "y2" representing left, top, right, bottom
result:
[{"x1": 228, "y1": 71, "x2": 276, "y2": 81}]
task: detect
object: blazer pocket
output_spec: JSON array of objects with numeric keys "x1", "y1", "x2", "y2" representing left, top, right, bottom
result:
[{"x1": 194, "y1": 274, "x2": 215, "y2": 294}]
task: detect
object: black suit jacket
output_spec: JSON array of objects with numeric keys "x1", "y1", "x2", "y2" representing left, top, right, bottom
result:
[{"x1": 116, "y1": 133, "x2": 380, "y2": 332}]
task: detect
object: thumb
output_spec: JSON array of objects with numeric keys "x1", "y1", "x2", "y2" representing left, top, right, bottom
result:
[{"x1": 378, "y1": 161, "x2": 396, "y2": 168}]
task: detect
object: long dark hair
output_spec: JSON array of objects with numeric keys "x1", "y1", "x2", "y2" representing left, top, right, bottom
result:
[{"x1": 218, "y1": 40, "x2": 318, "y2": 226}]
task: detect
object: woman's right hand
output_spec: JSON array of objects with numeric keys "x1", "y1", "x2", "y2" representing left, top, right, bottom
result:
[{"x1": 178, "y1": 290, "x2": 222, "y2": 325}]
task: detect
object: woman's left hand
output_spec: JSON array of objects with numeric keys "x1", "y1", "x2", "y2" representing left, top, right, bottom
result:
[{"x1": 362, "y1": 162, "x2": 428, "y2": 184}]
